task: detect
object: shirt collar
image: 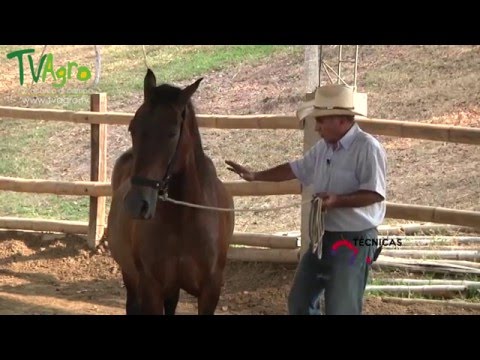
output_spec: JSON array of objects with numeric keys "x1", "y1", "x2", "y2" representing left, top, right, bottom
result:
[{"x1": 327, "y1": 123, "x2": 360, "y2": 151}]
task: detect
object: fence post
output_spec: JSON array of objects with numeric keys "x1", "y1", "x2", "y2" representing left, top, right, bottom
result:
[
  {"x1": 88, "y1": 93, "x2": 108, "y2": 249},
  {"x1": 300, "y1": 46, "x2": 320, "y2": 256}
]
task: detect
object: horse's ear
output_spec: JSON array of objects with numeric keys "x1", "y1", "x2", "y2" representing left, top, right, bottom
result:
[
  {"x1": 178, "y1": 78, "x2": 203, "y2": 106},
  {"x1": 144, "y1": 68, "x2": 156, "y2": 101}
]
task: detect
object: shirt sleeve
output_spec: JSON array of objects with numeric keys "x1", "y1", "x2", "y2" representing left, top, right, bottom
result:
[
  {"x1": 356, "y1": 140, "x2": 387, "y2": 199},
  {"x1": 289, "y1": 141, "x2": 320, "y2": 187}
]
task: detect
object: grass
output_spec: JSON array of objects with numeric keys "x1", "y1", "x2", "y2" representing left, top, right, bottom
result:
[{"x1": 0, "y1": 118, "x2": 89, "y2": 220}]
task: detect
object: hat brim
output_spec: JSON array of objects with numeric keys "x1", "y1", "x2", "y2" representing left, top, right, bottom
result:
[{"x1": 296, "y1": 104, "x2": 364, "y2": 121}]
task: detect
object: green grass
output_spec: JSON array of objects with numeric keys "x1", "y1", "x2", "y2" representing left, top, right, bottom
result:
[
  {"x1": 0, "y1": 119, "x2": 52, "y2": 177},
  {"x1": 0, "y1": 118, "x2": 90, "y2": 220},
  {"x1": 96, "y1": 45, "x2": 299, "y2": 102}
]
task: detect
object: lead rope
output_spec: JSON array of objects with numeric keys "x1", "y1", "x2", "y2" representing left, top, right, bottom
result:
[
  {"x1": 159, "y1": 194, "x2": 325, "y2": 252},
  {"x1": 309, "y1": 197, "x2": 325, "y2": 256}
]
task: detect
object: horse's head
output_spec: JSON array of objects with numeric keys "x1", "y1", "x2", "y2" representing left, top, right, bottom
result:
[{"x1": 124, "y1": 68, "x2": 202, "y2": 220}]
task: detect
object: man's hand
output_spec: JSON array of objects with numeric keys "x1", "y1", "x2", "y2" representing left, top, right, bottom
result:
[
  {"x1": 316, "y1": 192, "x2": 339, "y2": 210},
  {"x1": 225, "y1": 160, "x2": 256, "y2": 181}
]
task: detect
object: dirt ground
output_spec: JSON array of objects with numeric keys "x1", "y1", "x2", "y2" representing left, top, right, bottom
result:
[
  {"x1": 0, "y1": 230, "x2": 479, "y2": 315},
  {"x1": 1, "y1": 45, "x2": 480, "y2": 315}
]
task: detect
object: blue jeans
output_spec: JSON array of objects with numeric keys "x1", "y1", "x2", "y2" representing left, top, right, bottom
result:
[{"x1": 287, "y1": 228, "x2": 378, "y2": 315}]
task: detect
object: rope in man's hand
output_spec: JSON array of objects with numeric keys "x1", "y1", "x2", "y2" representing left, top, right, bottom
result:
[{"x1": 309, "y1": 195, "x2": 326, "y2": 256}]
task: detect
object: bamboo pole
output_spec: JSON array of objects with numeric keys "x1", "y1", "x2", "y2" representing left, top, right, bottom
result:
[
  {"x1": 378, "y1": 224, "x2": 480, "y2": 235},
  {"x1": 378, "y1": 255, "x2": 480, "y2": 268},
  {"x1": 0, "y1": 176, "x2": 111, "y2": 196},
  {"x1": 372, "y1": 256, "x2": 480, "y2": 275},
  {"x1": 0, "y1": 217, "x2": 88, "y2": 234},
  {"x1": 355, "y1": 116, "x2": 480, "y2": 145},
  {"x1": 197, "y1": 114, "x2": 301, "y2": 129},
  {"x1": 0, "y1": 221, "x2": 298, "y2": 251},
  {"x1": 2, "y1": 105, "x2": 480, "y2": 144},
  {"x1": 379, "y1": 249, "x2": 480, "y2": 261},
  {"x1": 3, "y1": 175, "x2": 480, "y2": 228},
  {"x1": 381, "y1": 279, "x2": 480, "y2": 287},
  {"x1": 398, "y1": 236, "x2": 480, "y2": 245},
  {"x1": 397, "y1": 246, "x2": 480, "y2": 250},
  {"x1": 386, "y1": 202, "x2": 480, "y2": 229},
  {"x1": 380, "y1": 297, "x2": 480, "y2": 310},
  {"x1": 400, "y1": 223, "x2": 477, "y2": 235},
  {"x1": 224, "y1": 180, "x2": 301, "y2": 196},
  {"x1": 0, "y1": 177, "x2": 301, "y2": 197},
  {"x1": 366, "y1": 284, "x2": 467, "y2": 294},
  {"x1": 0, "y1": 106, "x2": 133, "y2": 125},
  {"x1": 231, "y1": 233, "x2": 298, "y2": 249},
  {"x1": 0, "y1": 106, "x2": 300, "y2": 129},
  {"x1": 227, "y1": 247, "x2": 299, "y2": 263}
]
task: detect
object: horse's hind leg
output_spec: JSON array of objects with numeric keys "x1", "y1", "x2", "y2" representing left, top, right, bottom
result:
[
  {"x1": 164, "y1": 289, "x2": 180, "y2": 315},
  {"x1": 198, "y1": 274, "x2": 222, "y2": 315}
]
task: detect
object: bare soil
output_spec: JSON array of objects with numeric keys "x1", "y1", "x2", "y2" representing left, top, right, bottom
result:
[
  {"x1": 1, "y1": 45, "x2": 480, "y2": 315},
  {"x1": 1, "y1": 231, "x2": 479, "y2": 315}
]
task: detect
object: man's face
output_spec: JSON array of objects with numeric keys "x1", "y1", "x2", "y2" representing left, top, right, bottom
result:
[{"x1": 314, "y1": 115, "x2": 344, "y2": 143}]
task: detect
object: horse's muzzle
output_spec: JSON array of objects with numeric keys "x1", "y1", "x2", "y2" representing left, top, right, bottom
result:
[{"x1": 124, "y1": 187, "x2": 157, "y2": 220}]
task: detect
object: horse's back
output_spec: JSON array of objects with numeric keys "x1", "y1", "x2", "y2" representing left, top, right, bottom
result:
[
  {"x1": 108, "y1": 148, "x2": 137, "y2": 278},
  {"x1": 112, "y1": 148, "x2": 134, "y2": 192},
  {"x1": 203, "y1": 155, "x2": 235, "y2": 246}
]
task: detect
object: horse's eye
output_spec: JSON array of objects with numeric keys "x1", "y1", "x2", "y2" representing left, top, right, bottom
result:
[{"x1": 168, "y1": 131, "x2": 176, "y2": 139}]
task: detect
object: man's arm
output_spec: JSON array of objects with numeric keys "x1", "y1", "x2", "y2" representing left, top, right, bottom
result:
[
  {"x1": 252, "y1": 162, "x2": 296, "y2": 182},
  {"x1": 329, "y1": 190, "x2": 384, "y2": 208},
  {"x1": 226, "y1": 141, "x2": 319, "y2": 184},
  {"x1": 225, "y1": 161, "x2": 296, "y2": 182}
]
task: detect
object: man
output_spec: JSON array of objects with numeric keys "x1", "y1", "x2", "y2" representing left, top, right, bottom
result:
[{"x1": 225, "y1": 84, "x2": 387, "y2": 315}]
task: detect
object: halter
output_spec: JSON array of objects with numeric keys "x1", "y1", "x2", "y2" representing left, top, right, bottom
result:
[{"x1": 130, "y1": 108, "x2": 186, "y2": 198}]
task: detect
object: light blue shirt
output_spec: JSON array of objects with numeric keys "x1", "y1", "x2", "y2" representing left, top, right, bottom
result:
[{"x1": 289, "y1": 123, "x2": 387, "y2": 232}]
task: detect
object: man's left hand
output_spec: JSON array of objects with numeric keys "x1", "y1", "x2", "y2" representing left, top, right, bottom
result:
[{"x1": 315, "y1": 192, "x2": 339, "y2": 210}]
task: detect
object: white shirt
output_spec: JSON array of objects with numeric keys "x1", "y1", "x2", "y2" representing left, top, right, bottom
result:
[{"x1": 289, "y1": 123, "x2": 387, "y2": 232}]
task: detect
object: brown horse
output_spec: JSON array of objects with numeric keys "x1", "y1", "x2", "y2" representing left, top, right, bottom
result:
[{"x1": 107, "y1": 69, "x2": 235, "y2": 315}]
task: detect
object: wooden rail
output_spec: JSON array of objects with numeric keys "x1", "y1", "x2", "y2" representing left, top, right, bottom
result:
[{"x1": 1, "y1": 106, "x2": 480, "y2": 144}]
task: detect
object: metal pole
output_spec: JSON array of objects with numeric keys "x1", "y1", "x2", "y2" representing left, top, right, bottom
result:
[
  {"x1": 337, "y1": 45, "x2": 342, "y2": 84},
  {"x1": 353, "y1": 45, "x2": 359, "y2": 91},
  {"x1": 319, "y1": 45, "x2": 323, "y2": 86}
]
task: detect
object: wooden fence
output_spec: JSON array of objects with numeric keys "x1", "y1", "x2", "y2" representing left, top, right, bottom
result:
[{"x1": 1, "y1": 94, "x2": 480, "y2": 263}]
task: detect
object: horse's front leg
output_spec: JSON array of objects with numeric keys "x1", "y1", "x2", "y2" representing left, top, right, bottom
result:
[
  {"x1": 138, "y1": 273, "x2": 165, "y2": 315},
  {"x1": 198, "y1": 272, "x2": 222, "y2": 315}
]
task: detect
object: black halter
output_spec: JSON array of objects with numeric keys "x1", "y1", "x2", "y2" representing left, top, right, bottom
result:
[{"x1": 130, "y1": 109, "x2": 186, "y2": 198}]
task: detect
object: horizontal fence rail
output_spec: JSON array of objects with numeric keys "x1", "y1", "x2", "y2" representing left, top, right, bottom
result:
[
  {"x1": 0, "y1": 176, "x2": 301, "y2": 197},
  {"x1": 1, "y1": 176, "x2": 480, "y2": 228},
  {"x1": 2, "y1": 106, "x2": 480, "y2": 144}
]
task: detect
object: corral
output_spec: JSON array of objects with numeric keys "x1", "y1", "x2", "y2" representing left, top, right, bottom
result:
[{"x1": 1, "y1": 45, "x2": 480, "y2": 314}]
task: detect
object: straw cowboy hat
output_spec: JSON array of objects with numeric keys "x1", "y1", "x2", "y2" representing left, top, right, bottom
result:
[{"x1": 296, "y1": 84, "x2": 368, "y2": 121}]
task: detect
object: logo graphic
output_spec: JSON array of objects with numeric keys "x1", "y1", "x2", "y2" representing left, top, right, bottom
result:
[
  {"x1": 330, "y1": 239, "x2": 371, "y2": 265},
  {"x1": 330, "y1": 237, "x2": 402, "y2": 266},
  {"x1": 7, "y1": 48, "x2": 92, "y2": 88}
]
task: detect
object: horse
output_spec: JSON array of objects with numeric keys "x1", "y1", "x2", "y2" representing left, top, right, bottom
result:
[{"x1": 106, "y1": 68, "x2": 235, "y2": 315}]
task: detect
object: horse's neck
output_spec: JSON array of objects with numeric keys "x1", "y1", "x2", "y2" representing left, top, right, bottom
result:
[{"x1": 171, "y1": 107, "x2": 208, "y2": 202}]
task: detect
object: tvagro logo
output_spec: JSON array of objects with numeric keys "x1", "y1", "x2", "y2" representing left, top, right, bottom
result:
[
  {"x1": 330, "y1": 237, "x2": 403, "y2": 265},
  {"x1": 7, "y1": 48, "x2": 92, "y2": 88}
]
